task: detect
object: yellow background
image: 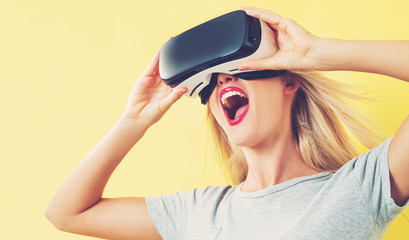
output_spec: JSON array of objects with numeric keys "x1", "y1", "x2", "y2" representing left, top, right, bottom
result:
[{"x1": 1, "y1": 0, "x2": 409, "y2": 239}]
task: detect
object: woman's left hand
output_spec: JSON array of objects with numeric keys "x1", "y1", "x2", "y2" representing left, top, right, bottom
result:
[
  {"x1": 238, "y1": 7, "x2": 323, "y2": 71},
  {"x1": 239, "y1": 7, "x2": 409, "y2": 83}
]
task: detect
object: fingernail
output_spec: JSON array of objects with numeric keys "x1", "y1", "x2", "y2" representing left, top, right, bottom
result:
[
  {"x1": 246, "y1": 9, "x2": 255, "y2": 15},
  {"x1": 178, "y1": 88, "x2": 188, "y2": 96},
  {"x1": 239, "y1": 65, "x2": 249, "y2": 71}
]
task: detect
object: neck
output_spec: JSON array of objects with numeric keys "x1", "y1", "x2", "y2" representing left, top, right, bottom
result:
[{"x1": 241, "y1": 129, "x2": 320, "y2": 193}]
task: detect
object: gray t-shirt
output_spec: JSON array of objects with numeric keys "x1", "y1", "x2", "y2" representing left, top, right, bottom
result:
[{"x1": 146, "y1": 137, "x2": 409, "y2": 239}]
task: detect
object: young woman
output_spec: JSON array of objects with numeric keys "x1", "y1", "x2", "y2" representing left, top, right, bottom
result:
[{"x1": 46, "y1": 7, "x2": 409, "y2": 240}]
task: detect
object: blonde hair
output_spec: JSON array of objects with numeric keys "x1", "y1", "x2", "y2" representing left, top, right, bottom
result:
[{"x1": 206, "y1": 70, "x2": 385, "y2": 185}]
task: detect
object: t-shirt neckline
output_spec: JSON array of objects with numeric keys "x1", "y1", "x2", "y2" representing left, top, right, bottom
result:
[{"x1": 236, "y1": 171, "x2": 333, "y2": 198}]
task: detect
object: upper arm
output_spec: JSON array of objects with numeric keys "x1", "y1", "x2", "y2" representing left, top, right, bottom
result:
[
  {"x1": 388, "y1": 115, "x2": 409, "y2": 206},
  {"x1": 56, "y1": 197, "x2": 162, "y2": 240}
]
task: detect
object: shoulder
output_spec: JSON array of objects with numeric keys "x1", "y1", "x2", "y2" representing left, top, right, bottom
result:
[
  {"x1": 338, "y1": 137, "x2": 393, "y2": 175},
  {"x1": 323, "y1": 137, "x2": 393, "y2": 196}
]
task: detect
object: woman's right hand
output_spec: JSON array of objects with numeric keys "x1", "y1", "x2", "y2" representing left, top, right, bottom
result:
[{"x1": 119, "y1": 49, "x2": 188, "y2": 130}]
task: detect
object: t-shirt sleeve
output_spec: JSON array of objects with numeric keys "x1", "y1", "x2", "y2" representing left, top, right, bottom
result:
[
  {"x1": 145, "y1": 187, "x2": 199, "y2": 239},
  {"x1": 351, "y1": 136, "x2": 409, "y2": 225}
]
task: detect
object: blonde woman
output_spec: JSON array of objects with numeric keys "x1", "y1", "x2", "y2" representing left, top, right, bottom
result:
[{"x1": 46, "y1": 7, "x2": 409, "y2": 240}]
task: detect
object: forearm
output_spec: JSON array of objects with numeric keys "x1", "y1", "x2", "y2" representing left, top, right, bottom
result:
[
  {"x1": 314, "y1": 39, "x2": 409, "y2": 82},
  {"x1": 46, "y1": 118, "x2": 147, "y2": 222}
]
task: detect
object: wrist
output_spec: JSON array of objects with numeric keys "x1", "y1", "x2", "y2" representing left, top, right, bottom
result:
[
  {"x1": 307, "y1": 37, "x2": 340, "y2": 71},
  {"x1": 310, "y1": 38, "x2": 371, "y2": 72},
  {"x1": 114, "y1": 116, "x2": 149, "y2": 141}
]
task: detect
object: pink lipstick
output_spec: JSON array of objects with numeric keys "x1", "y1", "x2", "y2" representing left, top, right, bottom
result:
[{"x1": 219, "y1": 87, "x2": 249, "y2": 126}]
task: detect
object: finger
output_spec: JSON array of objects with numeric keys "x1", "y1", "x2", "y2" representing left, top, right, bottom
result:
[
  {"x1": 146, "y1": 37, "x2": 175, "y2": 79},
  {"x1": 158, "y1": 87, "x2": 188, "y2": 113},
  {"x1": 239, "y1": 57, "x2": 281, "y2": 71},
  {"x1": 238, "y1": 6, "x2": 282, "y2": 18},
  {"x1": 142, "y1": 48, "x2": 162, "y2": 77},
  {"x1": 244, "y1": 9, "x2": 283, "y2": 28}
]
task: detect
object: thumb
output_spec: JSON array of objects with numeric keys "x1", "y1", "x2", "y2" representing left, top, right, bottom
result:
[
  {"x1": 158, "y1": 87, "x2": 188, "y2": 113},
  {"x1": 239, "y1": 57, "x2": 281, "y2": 71}
]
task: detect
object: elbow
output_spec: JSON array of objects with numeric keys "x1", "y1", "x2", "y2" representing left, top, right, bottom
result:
[{"x1": 45, "y1": 204, "x2": 72, "y2": 232}]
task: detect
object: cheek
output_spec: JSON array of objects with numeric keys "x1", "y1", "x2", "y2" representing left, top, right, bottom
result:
[
  {"x1": 208, "y1": 93, "x2": 223, "y2": 125},
  {"x1": 250, "y1": 81, "x2": 286, "y2": 123}
]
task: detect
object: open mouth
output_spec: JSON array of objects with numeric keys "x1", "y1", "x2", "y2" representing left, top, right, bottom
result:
[{"x1": 219, "y1": 87, "x2": 249, "y2": 126}]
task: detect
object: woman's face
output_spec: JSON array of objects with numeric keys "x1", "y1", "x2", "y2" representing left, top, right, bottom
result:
[{"x1": 208, "y1": 73, "x2": 297, "y2": 148}]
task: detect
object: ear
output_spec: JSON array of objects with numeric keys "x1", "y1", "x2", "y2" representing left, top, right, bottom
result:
[{"x1": 283, "y1": 81, "x2": 299, "y2": 95}]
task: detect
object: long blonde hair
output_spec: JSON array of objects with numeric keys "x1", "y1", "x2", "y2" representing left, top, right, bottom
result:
[{"x1": 206, "y1": 70, "x2": 385, "y2": 185}]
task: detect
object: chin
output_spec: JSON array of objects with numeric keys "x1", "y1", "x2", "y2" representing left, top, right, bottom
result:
[
  {"x1": 221, "y1": 119, "x2": 260, "y2": 147},
  {"x1": 228, "y1": 137, "x2": 255, "y2": 148},
  {"x1": 224, "y1": 115, "x2": 281, "y2": 149}
]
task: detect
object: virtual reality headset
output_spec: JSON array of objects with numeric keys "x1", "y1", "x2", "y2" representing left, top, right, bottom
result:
[{"x1": 159, "y1": 10, "x2": 286, "y2": 104}]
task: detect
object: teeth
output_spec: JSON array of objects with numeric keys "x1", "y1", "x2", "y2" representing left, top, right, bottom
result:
[{"x1": 221, "y1": 91, "x2": 247, "y2": 106}]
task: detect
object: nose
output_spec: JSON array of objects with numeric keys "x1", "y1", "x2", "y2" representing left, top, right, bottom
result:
[{"x1": 218, "y1": 73, "x2": 237, "y2": 86}]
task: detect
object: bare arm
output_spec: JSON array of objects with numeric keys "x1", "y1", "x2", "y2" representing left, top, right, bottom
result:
[
  {"x1": 45, "y1": 120, "x2": 157, "y2": 240},
  {"x1": 45, "y1": 49, "x2": 187, "y2": 239},
  {"x1": 239, "y1": 6, "x2": 409, "y2": 206},
  {"x1": 312, "y1": 39, "x2": 409, "y2": 82}
]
